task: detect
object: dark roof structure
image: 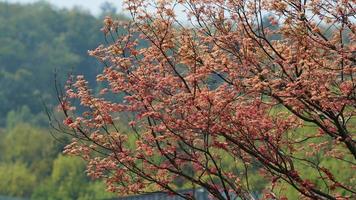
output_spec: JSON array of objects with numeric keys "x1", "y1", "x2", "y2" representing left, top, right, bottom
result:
[{"x1": 110, "y1": 188, "x2": 208, "y2": 200}]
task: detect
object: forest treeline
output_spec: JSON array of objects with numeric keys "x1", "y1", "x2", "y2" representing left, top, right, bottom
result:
[
  {"x1": 0, "y1": 1, "x2": 120, "y2": 199},
  {"x1": 0, "y1": 1, "x2": 110, "y2": 121}
]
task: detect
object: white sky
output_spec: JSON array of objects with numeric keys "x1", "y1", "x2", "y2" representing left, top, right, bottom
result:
[
  {"x1": 3, "y1": 0, "x2": 189, "y2": 22},
  {"x1": 2, "y1": 0, "x2": 125, "y2": 15}
]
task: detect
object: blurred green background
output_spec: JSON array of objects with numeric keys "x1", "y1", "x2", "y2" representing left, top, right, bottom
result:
[{"x1": 0, "y1": 1, "x2": 122, "y2": 199}]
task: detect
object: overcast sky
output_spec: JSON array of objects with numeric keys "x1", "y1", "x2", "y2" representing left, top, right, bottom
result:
[
  {"x1": 3, "y1": 0, "x2": 125, "y2": 15},
  {"x1": 3, "y1": 0, "x2": 190, "y2": 22}
]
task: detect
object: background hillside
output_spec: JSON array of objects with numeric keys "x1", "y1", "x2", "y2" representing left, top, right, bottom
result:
[{"x1": 0, "y1": 1, "x2": 121, "y2": 199}]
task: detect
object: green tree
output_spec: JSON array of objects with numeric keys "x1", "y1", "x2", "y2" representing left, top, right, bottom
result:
[
  {"x1": 0, "y1": 1, "x2": 113, "y2": 124},
  {"x1": 0, "y1": 123, "x2": 60, "y2": 182},
  {"x1": 0, "y1": 162, "x2": 36, "y2": 198},
  {"x1": 6, "y1": 106, "x2": 47, "y2": 128},
  {"x1": 32, "y1": 155, "x2": 113, "y2": 200}
]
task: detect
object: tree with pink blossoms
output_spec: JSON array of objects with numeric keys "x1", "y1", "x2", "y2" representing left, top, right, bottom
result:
[{"x1": 56, "y1": 0, "x2": 356, "y2": 199}]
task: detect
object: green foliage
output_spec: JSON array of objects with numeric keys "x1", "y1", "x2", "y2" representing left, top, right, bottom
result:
[
  {"x1": 1, "y1": 123, "x2": 57, "y2": 166},
  {"x1": 0, "y1": 122, "x2": 112, "y2": 199},
  {"x1": 6, "y1": 106, "x2": 47, "y2": 128},
  {"x1": 32, "y1": 155, "x2": 113, "y2": 200},
  {"x1": 0, "y1": 162, "x2": 36, "y2": 198},
  {"x1": 0, "y1": 1, "x2": 116, "y2": 125},
  {"x1": 0, "y1": 69, "x2": 38, "y2": 120},
  {"x1": 272, "y1": 123, "x2": 356, "y2": 199},
  {"x1": 0, "y1": 1, "x2": 127, "y2": 199}
]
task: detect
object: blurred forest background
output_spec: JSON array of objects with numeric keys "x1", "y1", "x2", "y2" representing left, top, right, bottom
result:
[{"x1": 0, "y1": 1, "x2": 122, "y2": 199}]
